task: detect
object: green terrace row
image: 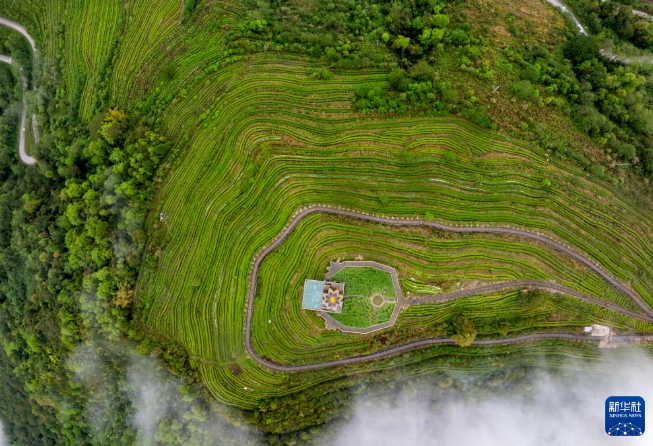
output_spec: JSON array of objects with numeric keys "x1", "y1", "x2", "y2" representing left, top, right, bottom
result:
[
  {"x1": 147, "y1": 55, "x2": 653, "y2": 277},
  {"x1": 63, "y1": 0, "x2": 123, "y2": 121},
  {"x1": 256, "y1": 215, "x2": 643, "y2": 313},
  {"x1": 146, "y1": 108, "x2": 652, "y2": 298},
  {"x1": 1, "y1": 0, "x2": 125, "y2": 121}
]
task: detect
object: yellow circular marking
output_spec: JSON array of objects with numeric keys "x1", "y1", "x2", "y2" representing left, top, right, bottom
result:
[{"x1": 330, "y1": 297, "x2": 336, "y2": 303}]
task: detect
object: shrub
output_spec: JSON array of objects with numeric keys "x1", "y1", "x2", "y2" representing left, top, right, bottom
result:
[
  {"x1": 465, "y1": 108, "x2": 494, "y2": 129},
  {"x1": 183, "y1": 0, "x2": 198, "y2": 23},
  {"x1": 513, "y1": 80, "x2": 535, "y2": 99},
  {"x1": 447, "y1": 315, "x2": 477, "y2": 347},
  {"x1": 590, "y1": 164, "x2": 606, "y2": 179}
]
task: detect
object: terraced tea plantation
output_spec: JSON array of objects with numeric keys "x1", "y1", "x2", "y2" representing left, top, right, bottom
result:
[
  {"x1": 134, "y1": 51, "x2": 653, "y2": 407},
  {"x1": 138, "y1": 64, "x2": 653, "y2": 405},
  {"x1": 6, "y1": 0, "x2": 653, "y2": 414}
]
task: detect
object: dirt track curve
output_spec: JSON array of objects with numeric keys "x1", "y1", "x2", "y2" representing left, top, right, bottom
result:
[{"x1": 244, "y1": 206, "x2": 653, "y2": 372}]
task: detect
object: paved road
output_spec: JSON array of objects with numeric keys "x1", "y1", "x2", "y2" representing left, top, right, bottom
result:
[
  {"x1": 543, "y1": 0, "x2": 653, "y2": 65},
  {"x1": 0, "y1": 16, "x2": 38, "y2": 165},
  {"x1": 244, "y1": 206, "x2": 653, "y2": 372},
  {"x1": 0, "y1": 17, "x2": 37, "y2": 68},
  {"x1": 321, "y1": 267, "x2": 653, "y2": 335},
  {"x1": 0, "y1": 53, "x2": 36, "y2": 165},
  {"x1": 413, "y1": 280, "x2": 651, "y2": 320},
  {"x1": 545, "y1": 0, "x2": 588, "y2": 35},
  {"x1": 634, "y1": 9, "x2": 653, "y2": 21}
]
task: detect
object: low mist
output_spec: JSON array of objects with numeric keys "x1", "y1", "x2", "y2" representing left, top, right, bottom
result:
[
  {"x1": 128, "y1": 357, "x2": 170, "y2": 445},
  {"x1": 126, "y1": 355, "x2": 256, "y2": 446},
  {"x1": 67, "y1": 342, "x2": 653, "y2": 445},
  {"x1": 5, "y1": 343, "x2": 652, "y2": 444},
  {"x1": 320, "y1": 349, "x2": 653, "y2": 446},
  {"x1": 68, "y1": 339, "x2": 257, "y2": 446}
]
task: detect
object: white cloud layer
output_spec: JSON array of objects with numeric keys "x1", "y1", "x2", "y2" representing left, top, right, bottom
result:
[
  {"x1": 128, "y1": 357, "x2": 174, "y2": 445},
  {"x1": 323, "y1": 350, "x2": 653, "y2": 446},
  {"x1": 126, "y1": 355, "x2": 256, "y2": 445}
]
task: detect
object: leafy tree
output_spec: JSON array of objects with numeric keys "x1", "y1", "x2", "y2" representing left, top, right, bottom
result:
[
  {"x1": 447, "y1": 315, "x2": 477, "y2": 347},
  {"x1": 392, "y1": 35, "x2": 411, "y2": 56},
  {"x1": 183, "y1": 0, "x2": 198, "y2": 23},
  {"x1": 522, "y1": 63, "x2": 541, "y2": 83},
  {"x1": 642, "y1": 149, "x2": 653, "y2": 178},
  {"x1": 465, "y1": 108, "x2": 494, "y2": 129},
  {"x1": 590, "y1": 163, "x2": 607, "y2": 179},
  {"x1": 100, "y1": 109, "x2": 128, "y2": 145},
  {"x1": 563, "y1": 35, "x2": 599, "y2": 65},
  {"x1": 447, "y1": 29, "x2": 469, "y2": 46},
  {"x1": 513, "y1": 80, "x2": 535, "y2": 99},
  {"x1": 431, "y1": 14, "x2": 450, "y2": 29},
  {"x1": 388, "y1": 68, "x2": 409, "y2": 91}
]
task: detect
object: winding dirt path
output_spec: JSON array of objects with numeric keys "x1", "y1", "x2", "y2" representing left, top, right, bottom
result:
[
  {"x1": 0, "y1": 16, "x2": 38, "y2": 165},
  {"x1": 413, "y1": 280, "x2": 651, "y2": 321},
  {"x1": 244, "y1": 206, "x2": 653, "y2": 372}
]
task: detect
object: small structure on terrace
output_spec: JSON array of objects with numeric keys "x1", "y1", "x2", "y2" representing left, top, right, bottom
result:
[{"x1": 302, "y1": 279, "x2": 345, "y2": 313}]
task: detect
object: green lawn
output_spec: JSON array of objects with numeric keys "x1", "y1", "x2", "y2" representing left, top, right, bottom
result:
[
  {"x1": 329, "y1": 267, "x2": 397, "y2": 328},
  {"x1": 331, "y1": 267, "x2": 397, "y2": 300},
  {"x1": 330, "y1": 297, "x2": 395, "y2": 328}
]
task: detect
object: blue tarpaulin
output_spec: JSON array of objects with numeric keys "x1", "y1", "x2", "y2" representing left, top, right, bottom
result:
[{"x1": 302, "y1": 279, "x2": 324, "y2": 310}]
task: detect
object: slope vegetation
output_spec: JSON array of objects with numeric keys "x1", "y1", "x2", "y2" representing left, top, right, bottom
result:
[
  {"x1": 3, "y1": 0, "x2": 653, "y2": 413},
  {"x1": 135, "y1": 53, "x2": 653, "y2": 406}
]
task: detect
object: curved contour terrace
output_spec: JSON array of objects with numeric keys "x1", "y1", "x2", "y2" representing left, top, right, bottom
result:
[{"x1": 245, "y1": 205, "x2": 653, "y2": 372}]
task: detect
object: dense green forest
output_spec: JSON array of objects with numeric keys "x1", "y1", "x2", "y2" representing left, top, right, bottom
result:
[
  {"x1": 0, "y1": 25, "x2": 252, "y2": 443},
  {"x1": 1, "y1": 0, "x2": 653, "y2": 445},
  {"x1": 0, "y1": 62, "x2": 258, "y2": 445}
]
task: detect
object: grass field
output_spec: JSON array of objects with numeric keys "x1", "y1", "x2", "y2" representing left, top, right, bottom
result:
[
  {"x1": 330, "y1": 297, "x2": 395, "y2": 329},
  {"x1": 5, "y1": 0, "x2": 653, "y2": 412},
  {"x1": 329, "y1": 266, "x2": 397, "y2": 328},
  {"x1": 331, "y1": 267, "x2": 397, "y2": 300}
]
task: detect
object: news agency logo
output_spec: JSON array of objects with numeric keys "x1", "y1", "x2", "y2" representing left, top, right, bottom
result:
[{"x1": 605, "y1": 396, "x2": 645, "y2": 436}]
